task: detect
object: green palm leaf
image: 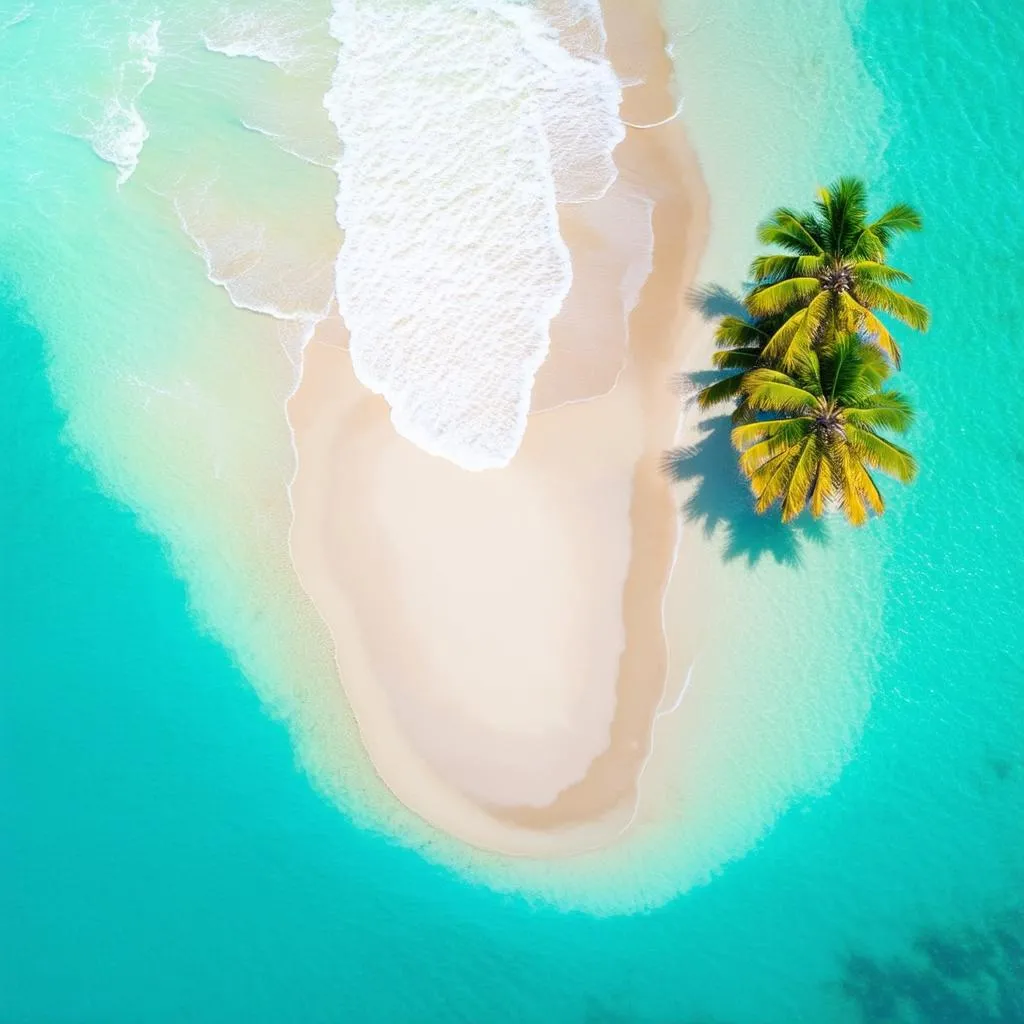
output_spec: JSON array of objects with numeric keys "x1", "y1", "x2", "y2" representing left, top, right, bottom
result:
[
  {"x1": 851, "y1": 261, "x2": 912, "y2": 285},
  {"x1": 833, "y1": 443, "x2": 871, "y2": 525},
  {"x1": 845, "y1": 390, "x2": 914, "y2": 432},
  {"x1": 711, "y1": 347, "x2": 761, "y2": 370},
  {"x1": 750, "y1": 448, "x2": 802, "y2": 513},
  {"x1": 781, "y1": 434, "x2": 825, "y2": 521},
  {"x1": 809, "y1": 446, "x2": 837, "y2": 517},
  {"x1": 819, "y1": 334, "x2": 861, "y2": 401},
  {"x1": 696, "y1": 374, "x2": 745, "y2": 410},
  {"x1": 742, "y1": 370, "x2": 818, "y2": 414},
  {"x1": 853, "y1": 280, "x2": 932, "y2": 331},
  {"x1": 762, "y1": 291, "x2": 831, "y2": 367},
  {"x1": 750, "y1": 254, "x2": 824, "y2": 283},
  {"x1": 851, "y1": 301, "x2": 903, "y2": 367},
  {"x1": 863, "y1": 202, "x2": 924, "y2": 252},
  {"x1": 729, "y1": 335, "x2": 917, "y2": 524},
  {"x1": 817, "y1": 177, "x2": 869, "y2": 254},
  {"x1": 714, "y1": 316, "x2": 771, "y2": 350},
  {"x1": 845, "y1": 425, "x2": 918, "y2": 483},
  {"x1": 756, "y1": 209, "x2": 825, "y2": 254},
  {"x1": 731, "y1": 417, "x2": 811, "y2": 448},
  {"x1": 747, "y1": 277, "x2": 822, "y2": 317}
]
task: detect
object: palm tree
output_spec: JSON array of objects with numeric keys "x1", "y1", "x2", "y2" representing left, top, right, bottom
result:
[
  {"x1": 745, "y1": 177, "x2": 930, "y2": 369},
  {"x1": 695, "y1": 311, "x2": 784, "y2": 422},
  {"x1": 731, "y1": 334, "x2": 917, "y2": 525}
]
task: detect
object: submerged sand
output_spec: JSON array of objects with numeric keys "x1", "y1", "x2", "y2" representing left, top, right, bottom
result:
[{"x1": 287, "y1": 0, "x2": 710, "y2": 856}]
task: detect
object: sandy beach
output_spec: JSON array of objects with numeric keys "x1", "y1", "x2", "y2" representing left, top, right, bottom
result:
[{"x1": 287, "y1": 0, "x2": 710, "y2": 856}]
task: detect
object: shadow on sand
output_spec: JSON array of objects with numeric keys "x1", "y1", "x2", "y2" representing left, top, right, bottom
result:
[
  {"x1": 662, "y1": 412, "x2": 829, "y2": 568},
  {"x1": 662, "y1": 281, "x2": 829, "y2": 567},
  {"x1": 687, "y1": 282, "x2": 748, "y2": 321}
]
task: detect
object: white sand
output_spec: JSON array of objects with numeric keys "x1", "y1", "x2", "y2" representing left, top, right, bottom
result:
[{"x1": 286, "y1": 0, "x2": 711, "y2": 855}]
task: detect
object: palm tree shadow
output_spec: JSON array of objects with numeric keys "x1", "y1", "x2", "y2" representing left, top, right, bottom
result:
[
  {"x1": 663, "y1": 415, "x2": 829, "y2": 567},
  {"x1": 688, "y1": 282, "x2": 748, "y2": 320}
]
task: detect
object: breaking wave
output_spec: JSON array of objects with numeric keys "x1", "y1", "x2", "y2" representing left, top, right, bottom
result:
[{"x1": 325, "y1": 0, "x2": 625, "y2": 469}]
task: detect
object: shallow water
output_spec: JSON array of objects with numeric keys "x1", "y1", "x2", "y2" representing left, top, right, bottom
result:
[{"x1": 2, "y1": 0, "x2": 1023, "y2": 1020}]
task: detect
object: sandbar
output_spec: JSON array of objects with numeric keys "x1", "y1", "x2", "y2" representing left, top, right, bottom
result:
[{"x1": 286, "y1": 0, "x2": 710, "y2": 856}]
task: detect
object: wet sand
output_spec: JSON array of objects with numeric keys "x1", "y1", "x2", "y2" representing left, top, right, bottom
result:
[{"x1": 286, "y1": 0, "x2": 711, "y2": 856}]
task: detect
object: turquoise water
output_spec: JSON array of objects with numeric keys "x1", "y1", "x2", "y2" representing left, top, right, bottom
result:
[{"x1": 3, "y1": 0, "x2": 1023, "y2": 1021}]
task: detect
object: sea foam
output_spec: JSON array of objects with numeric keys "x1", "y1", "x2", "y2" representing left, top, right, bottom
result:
[
  {"x1": 325, "y1": 0, "x2": 624, "y2": 470},
  {"x1": 85, "y1": 20, "x2": 160, "y2": 186},
  {"x1": 201, "y1": 10, "x2": 324, "y2": 73},
  {"x1": 171, "y1": 181, "x2": 336, "y2": 326}
]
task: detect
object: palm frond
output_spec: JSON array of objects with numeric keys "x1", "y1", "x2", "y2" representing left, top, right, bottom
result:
[
  {"x1": 859, "y1": 470, "x2": 886, "y2": 516},
  {"x1": 834, "y1": 442, "x2": 871, "y2": 526},
  {"x1": 849, "y1": 229, "x2": 887, "y2": 262},
  {"x1": 847, "y1": 299, "x2": 903, "y2": 367},
  {"x1": 714, "y1": 315, "x2": 772, "y2": 350},
  {"x1": 854, "y1": 280, "x2": 931, "y2": 331},
  {"x1": 756, "y1": 209, "x2": 825, "y2": 255},
  {"x1": 711, "y1": 347, "x2": 761, "y2": 370},
  {"x1": 731, "y1": 417, "x2": 812, "y2": 449},
  {"x1": 746, "y1": 277, "x2": 822, "y2": 317},
  {"x1": 844, "y1": 454, "x2": 886, "y2": 516},
  {"x1": 742, "y1": 369, "x2": 818, "y2": 414},
  {"x1": 818, "y1": 334, "x2": 862, "y2": 402},
  {"x1": 817, "y1": 177, "x2": 869, "y2": 255},
  {"x1": 749, "y1": 253, "x2": 824, "y2": 283},
  {"x1": 866, "y1": 202, "x2": 923, "y2": 248},
  {"x1": 847, "y1": 335, "x2": 894, "y2": 385},
  {"x1": 845, "y1": 390, "x2": 914, "y2": 432},
  {"x1": 809, "y1": 446, "x2": 836, "y2": 517},
  {"x1": 781, "y1": 434, "x2": 823, "y2": 521},
  {"x1": 762, "y1": 291, "x2": 831, "y2": 367},
  {"x1": 851, "y1": 261, "x2": 912, "y2": 285},
  {"x1": 731, "y1": 399, "x2": 756, "y2": 425},
  {"x1": 750, "y1": 448, "x2": 802, "y2": 514},
  {"x1": 845, "y1": 426, "x2": 918, "y2": 483},
  {"x1": 696, "y1": 373, "x2": 747, "y2": 410}
]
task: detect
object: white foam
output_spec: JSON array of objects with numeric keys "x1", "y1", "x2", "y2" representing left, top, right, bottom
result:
[
  {"x1": 238, "y1": 119, "x2": 336, "y2": 169},
  {"x1": 170, "y1": 181, "x2": 335, "y2": 323},
  {"x1": 130, "y1": 19, "x2": 161, "y2": 61},
  {"x1": 325, "y1": 0, "x2": 624, "y2": 470},
  {"x1": 201, "y1": 11, "x2": 319, "y2": 73},
  {"x1": 88, "y1": 101, "x2": 150, "y2": 186},
  {"x1": 85, "y1": 20, "x2": 160, "y2": 186}
]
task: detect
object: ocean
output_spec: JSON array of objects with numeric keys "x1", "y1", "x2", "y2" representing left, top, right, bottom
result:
[{"x1": 2, "y1": 0, "x2": 1022, "y2": 1021}]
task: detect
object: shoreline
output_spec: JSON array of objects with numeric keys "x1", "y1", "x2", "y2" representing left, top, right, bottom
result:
[{"x1": 285, "y1": 0, "x2": 711, "y2": 857}]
